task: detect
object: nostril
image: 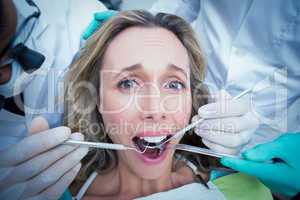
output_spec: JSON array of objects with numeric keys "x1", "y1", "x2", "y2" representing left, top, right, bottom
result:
[
  {"x1": 145, "y1": 115, "x2": 153, "y2": 120},
  {"x1": 142, "y1": 115, "x2": 167, "y2": 123}
]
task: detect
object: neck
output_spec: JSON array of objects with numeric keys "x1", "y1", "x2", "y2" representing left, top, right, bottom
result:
[{"x1": 116, "y1": 160, "x2": 175, "y2": 198}]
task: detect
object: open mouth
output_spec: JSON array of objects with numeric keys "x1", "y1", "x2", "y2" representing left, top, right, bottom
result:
[{"x1": 132, "y1": 135, "x2": 172, "y2": 159}]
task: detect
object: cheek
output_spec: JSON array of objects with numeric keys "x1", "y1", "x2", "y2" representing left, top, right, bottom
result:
[
  {"x1": 161, "y1": 93, "x2": 191, "y2": 112},
  {"x1": 100, "y1": 91, "x2": 139, "y2": 142},
  {"x1": 100, "y1": 87, "x2": 134, "y2": 113},
  {"x1": 101, "y1": 114, "x2": 122, "y2": 143},
  {"x1": 162, "y1": 93, "x2": 192, "y2": 127}
]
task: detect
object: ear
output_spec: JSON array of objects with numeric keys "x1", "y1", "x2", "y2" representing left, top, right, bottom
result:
[{"x1": 29, "y1": 116, "x2": 50, "y2": 135}]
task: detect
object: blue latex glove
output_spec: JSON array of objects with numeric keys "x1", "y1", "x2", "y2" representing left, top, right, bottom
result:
[
  {"x1": 82, "y1": 10, "x2": 117, "y2": 40},
  {"x1": 221, "y1": 133, "x2": 300, "y2": 197}
]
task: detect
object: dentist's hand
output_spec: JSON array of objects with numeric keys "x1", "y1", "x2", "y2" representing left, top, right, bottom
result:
[
  {"x1": 221, "y1": 133, "x2": 300, "y2": 197},
  {"x1": 193, "y1": 90, "x2": 260, "y2": 155},
  {"x1": 0, "y1": 117, "x2": 88, "y2": 200},
  {"x1": 82, "y1": 10, "x2": 117, "y2": 40}
]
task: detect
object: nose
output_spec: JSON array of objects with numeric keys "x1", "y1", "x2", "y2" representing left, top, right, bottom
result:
[{"x1": 137, "y1": 84, "x2": 166, "y2": 122}]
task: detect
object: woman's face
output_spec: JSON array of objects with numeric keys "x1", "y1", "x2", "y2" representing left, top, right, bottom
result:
[{"x1": 99, "y1": 26, "x2": 192, "y2": 179}]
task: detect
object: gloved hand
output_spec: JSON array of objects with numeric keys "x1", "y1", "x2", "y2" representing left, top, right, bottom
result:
[
  {"x1": 193, "y1": 90, "x2": 260, "y2": 155},
  {"x1": 82, "y1": 10, "x2": 117, "y2": 40},
  {"x1": 221, "y1": 133, "x2": 300, "y2": 197},
  {"x1": 0, "y1": 116, "x2": 88, "y2": 200}
]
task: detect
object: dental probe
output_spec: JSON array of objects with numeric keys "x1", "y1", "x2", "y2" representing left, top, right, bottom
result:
[
  {"x1": 65, "y1": 140, "x2": 133, "y2": 151},
  {"x1": 173, "y1": 144, "x2": 239, "y2": 159},
  {"x1": 64, "y1": 140, "x2": 148, "y2": 153}
]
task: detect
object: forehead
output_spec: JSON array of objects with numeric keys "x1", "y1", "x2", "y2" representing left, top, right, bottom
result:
[{"x1": 101, "y1": 26, "x2": 190, "y2": 71}]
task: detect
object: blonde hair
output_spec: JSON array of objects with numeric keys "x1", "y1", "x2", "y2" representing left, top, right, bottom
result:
[{"x1": 64, "y1": 10, "x2": 215, "y2": 186}]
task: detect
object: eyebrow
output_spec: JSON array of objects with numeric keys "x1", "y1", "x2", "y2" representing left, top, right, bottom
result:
[
  {"x1": 114, "y1": 63, "x2": 188, "y2": 78},
  {"x1": 168, "y1": 64, "x2": 188, "y2": 78}
]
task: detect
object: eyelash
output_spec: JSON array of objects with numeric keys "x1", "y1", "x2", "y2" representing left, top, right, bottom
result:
[
  {"x1": 164, "y1": 80, "x2": 186, "y2": 90},
  {"x1": 117, "y1": 78, "x2": 186, "y2": 91},
  {"x1": 117, "y1": 78, "x2": 140, "y2": 90}
]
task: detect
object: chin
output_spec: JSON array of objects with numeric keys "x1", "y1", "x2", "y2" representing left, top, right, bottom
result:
[
  {"x1": 126, "y1": 145, "x2": 175, "y2": 180},
  {"x1": 117, "y1": 131, "x2": 180, "y2": 179}
]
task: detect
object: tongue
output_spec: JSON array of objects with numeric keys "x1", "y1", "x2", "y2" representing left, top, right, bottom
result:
[
  {"x1": 142, "y1": 148, "x2": 160, "y2": 159},
  {"x1": 133, "y1": 137, "x2": 162, "y2": 159}
]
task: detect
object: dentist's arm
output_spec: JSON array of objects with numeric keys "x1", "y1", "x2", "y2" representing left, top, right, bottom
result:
[
  {"x1": 0, "y1": 117, "x2": 88, "y2": 200},
  {"x1": 221, "y1": 133, "x2": 300, "y2": 197}
]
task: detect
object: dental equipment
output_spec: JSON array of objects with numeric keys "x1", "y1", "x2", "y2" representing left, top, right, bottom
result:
[
  {"x1": 64, "y1": 140, "x2": 147, "y2": 153},
  {"x1": 64, "y1": 140, "x2": 239, "y2": 159},
  {"x1": 173, "y1": 144, "x2": 239, "y2": 159}
]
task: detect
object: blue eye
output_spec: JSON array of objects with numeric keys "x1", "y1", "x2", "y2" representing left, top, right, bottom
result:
[
  {"x1": 165, "y1": 80, "x2": 185, "y2": 90},
  {"x1": 117, "y1": 79, "x2": 139, "y2": 89}
]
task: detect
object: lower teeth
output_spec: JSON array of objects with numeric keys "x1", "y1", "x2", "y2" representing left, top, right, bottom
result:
[
  {"x1": 133, "y1": 137, "x2": 166, "y2": 159},
  {"x1": 144, "y1": 148, "x2": 161, "y2": 159}
]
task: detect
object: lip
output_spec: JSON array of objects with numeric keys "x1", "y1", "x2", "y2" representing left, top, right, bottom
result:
[{"x1": 130, "y1": 130, "x2": 175, "y2": 165}]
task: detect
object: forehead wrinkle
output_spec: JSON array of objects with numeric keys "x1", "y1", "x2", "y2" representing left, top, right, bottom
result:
[
  {"x1": 141, "y1": 29, "x2": 178, "y2": 48},
  {"x1": 142, "y1": 37, "x2": 169, "y2": 46},
  {"x1": 102, "y1": 26, "x2": 190, "y2": 73}
]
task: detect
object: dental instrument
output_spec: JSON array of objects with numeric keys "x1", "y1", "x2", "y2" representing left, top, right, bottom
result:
[
  {"x1": 173, "y1": 144, "x2": 239, "y2": 159},
  {"x1": 64, "y1": 140, "x2": 147, "y2": 153},
  {"x1": 64, "y1": 139, "x2": 239, "y2": 159}
]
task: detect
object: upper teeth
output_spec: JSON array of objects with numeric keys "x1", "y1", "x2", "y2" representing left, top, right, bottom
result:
[{"x1": 142, "y1": 136, "x2": 167, "y2": 143}]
